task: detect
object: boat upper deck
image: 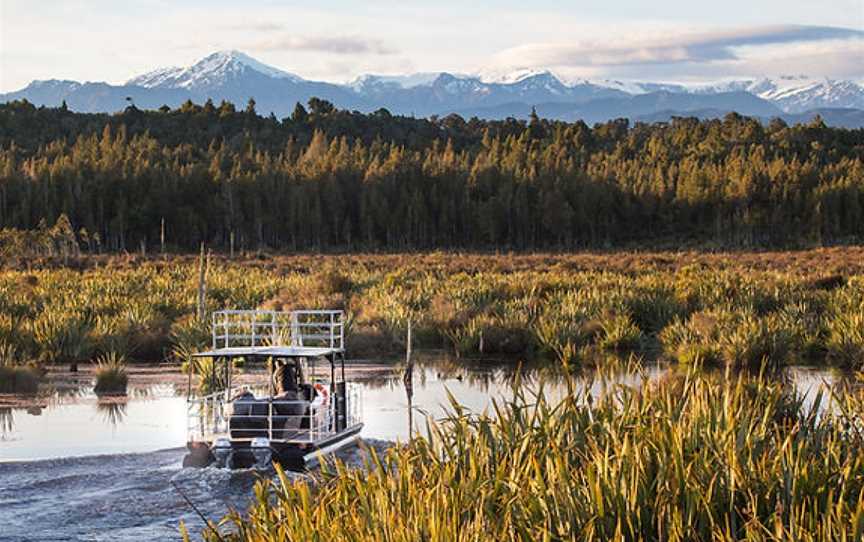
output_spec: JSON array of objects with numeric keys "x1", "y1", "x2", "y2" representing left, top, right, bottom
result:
[
  {"x1": 192, "y1": 345, "x2": 342, "y2": 358},
  {"x1": 194, "y1": 309, "x2": 345, "y2": 357}
]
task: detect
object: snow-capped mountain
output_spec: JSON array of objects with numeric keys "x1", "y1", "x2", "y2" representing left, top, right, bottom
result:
[
  {"x1": 479, "y1": 70, "x2": 689, "y2": 96},
  {"x1": 124, "y1": 50, "x2": 368, "y2": 113},
  {"x1": 3, "y1": 51, "x2": 863, "y2": 125},
  {"x1": 694, "y1": 76, "x2": 864, "y2": 113},
  {"x1": 349, "y1": 73, "x2": 451, "y2": 91},
  {"x1": 480, "y1": 68, "x2": 562, "y2": 85},
  {"x1": 6, "y1": 79, "x2": 83, "y2": 105},
  {"x1": 345, "y1": 71, "x2": 629, "y2": 116},
  {"x1": 501, "y1": 71, "x2": 570, "y2": 96},
  {"x1": 128, "y1": 50, "x2": 305, "y2": 90},
  {"x1": 477, "y1": 69, "x2": 683, "y2": 96},
  {"x1": 763, "y1": 78, "x2": 864, "y2": 113},
  {"x1": 596, "y1": 80, "x2": 690, "y2": 95}
]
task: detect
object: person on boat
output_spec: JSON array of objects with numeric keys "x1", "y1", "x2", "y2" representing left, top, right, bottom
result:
[{"x1": 273, "y1": 359, "x2": 328, "y2": 429}]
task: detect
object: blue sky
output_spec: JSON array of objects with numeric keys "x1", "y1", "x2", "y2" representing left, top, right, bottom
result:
[{"x1": 1, "y1": 0, "x2": 862, "y2": 91}]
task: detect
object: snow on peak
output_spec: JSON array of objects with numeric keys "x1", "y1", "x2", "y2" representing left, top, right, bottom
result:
[
  {"x1": 128, "y1": 50, "x2": 303, "y2": 89},
  {"x1": 349, "y1": 73, "x2": 446, "y2": 90},
  {"x1": 127, "y1": 66, "x2": 184, "y2": 88},
  {"x1": 477, "y1": 71, "x2": 683, "y2": 95},
  {"x1": 119, "y1": 53, "x2": 864, "y2": 113},
  {"x1": 592, "y1": 79, "x2": 688, "y2": 95},
  {"x1": 203, "y1": 50, "x2": 301, "y2": 81},
  {"x1": 691, "y1": 76, "x2": 864, "y2": 112},
  {"x1": 480, "y1": 68, "x2": 558, "y2": 85},
  {"x1": 29, "y1": 79, "x2": 82, "y2": 90}
]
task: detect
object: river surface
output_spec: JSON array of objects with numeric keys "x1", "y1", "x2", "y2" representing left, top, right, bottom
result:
[{"x1": 0, "y1": 359, "x2": 844, "y2": 541}]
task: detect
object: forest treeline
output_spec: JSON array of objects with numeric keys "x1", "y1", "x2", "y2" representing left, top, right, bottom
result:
[{"x1": 1, "y1": 98, "x2": 863, "y2": 253}]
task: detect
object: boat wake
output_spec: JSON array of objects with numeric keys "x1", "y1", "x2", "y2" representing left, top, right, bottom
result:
[
  {"x1": 0, "y1": 448, "x2": 260, "y2": 541},
  {"x1": 0, "y1": 439, "x2": 393, "y2": 541}
]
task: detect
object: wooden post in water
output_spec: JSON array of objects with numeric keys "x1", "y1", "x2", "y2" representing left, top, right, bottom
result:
[
  {"x1": 403, "y1": 319, "x2": 414, "y2": 436},
  {"x1": 197, "y1": 243, "x2": 208, "y2": 322}
]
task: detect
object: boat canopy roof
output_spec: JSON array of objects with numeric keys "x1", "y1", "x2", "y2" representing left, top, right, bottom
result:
[
  {"x1": 196, "y1": 310, "x2": 345, "y2": 358},
  {"x1": 192, "y1": 345, "x2": 341, "y2": 359}
]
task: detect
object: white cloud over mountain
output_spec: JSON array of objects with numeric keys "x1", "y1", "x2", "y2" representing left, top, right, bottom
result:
[
  {"x1": 2, "y1": 0, "x2": 862, "y2": 92},
  {"x1": 250, "y1": 35, "x2": 397, "y2": 56},
  {"x1": 6, "y1": 48, "x2": 863, "y2": 127},
  {"x1": 493, "y1": 25, "x2": 864, "y2": 80}
]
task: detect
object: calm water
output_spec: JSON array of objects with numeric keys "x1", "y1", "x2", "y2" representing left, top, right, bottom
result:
[{"x1": 0, "y1": 360, "x2": 845, "y2": 542}]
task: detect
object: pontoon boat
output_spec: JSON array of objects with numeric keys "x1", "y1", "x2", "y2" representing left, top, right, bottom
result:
[{"x1": 183, "y1": 310, "x2": 362, "y2": 470}]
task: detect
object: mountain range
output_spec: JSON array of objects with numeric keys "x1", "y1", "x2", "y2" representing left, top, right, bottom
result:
[{"x1": 3, "y1": 50, "x2": 864, "y2": 127}]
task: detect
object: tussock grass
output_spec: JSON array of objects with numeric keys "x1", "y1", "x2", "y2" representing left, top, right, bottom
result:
[
  {"x1": 194, "y1": 369, "x2": 864, "y2": 541},
  {"x1": 0, "y1": 253, "x2": 862, "y2": 371},
  {"x1": 0, "y1": 342, "x2": 40, "y2": 393},
  {"x1": 93, "y1": 351, "x2": 128, "y2": 395}
]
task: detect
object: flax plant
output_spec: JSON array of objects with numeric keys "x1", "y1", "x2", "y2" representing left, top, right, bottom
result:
[
  {"x1": 0, "y1": 257, "x2": 862, "y2": 371},
  {"x1": 196, "y1": 369, "x2": 864, "y2": 542}
]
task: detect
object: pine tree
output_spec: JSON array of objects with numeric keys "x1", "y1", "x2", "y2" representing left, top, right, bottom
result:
[
  {"x1": 529, "y1": 107, "x2": 545, "y2": 139},
  {"x1": 291, "y1": 103, "x2": 308, "y2": 124}
]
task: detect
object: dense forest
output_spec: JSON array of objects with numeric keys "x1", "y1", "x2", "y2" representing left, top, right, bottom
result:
[{"x1": 1, "y1": 97, "x2": 863, "y2": 253}]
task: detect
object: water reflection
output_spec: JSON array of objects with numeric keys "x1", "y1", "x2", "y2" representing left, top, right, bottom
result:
[
  {"x1": 0, "y1": 407, "x2": 13, "y2": 440},
  {"x1": 0, "y1": 357, "x2": 859, "y2": 462},
  {"x1": 97, "y1": 399, "x2": 128, "y2": 428}
]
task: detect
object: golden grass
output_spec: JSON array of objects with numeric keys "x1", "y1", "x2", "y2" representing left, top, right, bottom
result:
[
  {"x1": 192, "y1": 368, "x2": 864, "y2": 541},
  {"x1": 0, "y1": 251, "x2": 861, "y2": 370}
]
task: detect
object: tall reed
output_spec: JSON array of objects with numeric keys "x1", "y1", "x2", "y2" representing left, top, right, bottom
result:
[
  {"x1": 1, "y1": 257, "x2": 862, "y2": 370},
  {"x1": 194, "y1": 369, "x2": 864, "y2": 541}
]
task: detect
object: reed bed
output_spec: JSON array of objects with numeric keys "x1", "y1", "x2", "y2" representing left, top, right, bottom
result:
[
  {"x1": 0, "y1": 253, "x2": 862, "y2": 381},
  {"x1": 0, "y1": 340, "x2": 39, "y2": 393},
  {"x1": 192, "y1": 369, "x2": 864, "y2": 541}
]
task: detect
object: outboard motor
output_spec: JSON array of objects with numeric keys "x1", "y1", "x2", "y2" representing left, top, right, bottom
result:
[
  {"x1": 212, "y1": 437, "x2": 233, "y2": 469},
  {"x1": 251, "y1": 437, "x2": 272, "y2": 469}
]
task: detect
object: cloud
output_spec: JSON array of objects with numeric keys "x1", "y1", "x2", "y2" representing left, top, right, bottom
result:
[
  {"x1": 219, "y1": 19, "x2": 398, "y2": 57},
  {"x1": 494, "y1": 25, "x2": 864, "y2": 70},
  {"x1": 227, "y1": 21, "x2": 284, "y2": 32},
  {"x1": 727, "y1": 39, "x2": 864, "y2": 78},
  {"x1": 250, "y1": 35, "x2": 397, "y2": 56}
]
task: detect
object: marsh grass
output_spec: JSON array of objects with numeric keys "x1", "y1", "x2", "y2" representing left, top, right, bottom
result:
[
  {"x1": 93, "y1": 351, "x2": 128, "y2": 395},
  {"x1": 825, "y1": 312, "x2": 864, "y2": 368},
  {"x1": 0, "y1": 254, "x2": 862, "y2": 371},
  {"x1": 31, "y1": 310, "x2": 95, "y2": 364},
  {"x1": 0, "y1": 342, "x2": 40, "y2": 393},
  {"x1": 191, "y1": 356, "x2": 229, "y2": 395},
  {"x1": 0, "y1": 364, "x2": 40, "y2": 394},
  {"x1": 170, "y1": 316, "x2": 211, "y2": 373},
  {"x1": 194, "y1": 369, "x2": 864, "y2": 541},
  {"x1": 596, "y1": 310, "x2": 642, "y2": 352}
]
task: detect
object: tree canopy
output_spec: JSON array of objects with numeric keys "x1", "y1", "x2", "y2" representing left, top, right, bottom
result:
[{"x1": 1, "y1": 98, "x2": 862, "y2": 252}]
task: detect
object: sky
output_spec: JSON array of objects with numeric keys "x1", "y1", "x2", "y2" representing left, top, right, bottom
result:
[{"x1": 1, "y1": 0, "x2": 863, "y2": 91}]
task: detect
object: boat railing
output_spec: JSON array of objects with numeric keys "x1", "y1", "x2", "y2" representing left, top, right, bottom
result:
[
  {"x1": 211, "y1": 310, "x2": 344, "y2": 351},
  {"x1": 345, "y1": 382, "x2": 363, "y2": 428},
  {"x1": 187, "y1": 385, "x2": 361, "y2": 444},
  {"x1": 186, "y1": 388, "x2": 235, "y2": 441}
]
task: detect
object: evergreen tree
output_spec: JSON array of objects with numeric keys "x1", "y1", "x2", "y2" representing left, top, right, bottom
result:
[
  {"x1": 291, "y1": 102, "x2": 308, "y2": 124},
  {"x1": 0, "y1": 98, "x2": 861, "y2": 252}
]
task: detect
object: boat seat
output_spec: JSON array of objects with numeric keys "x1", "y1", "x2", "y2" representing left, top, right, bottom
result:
[{"x1": 229, "y1": 392, "x2": 313, "y2": 440}]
